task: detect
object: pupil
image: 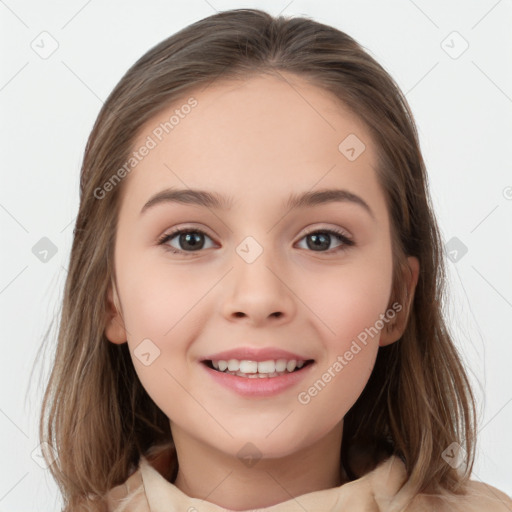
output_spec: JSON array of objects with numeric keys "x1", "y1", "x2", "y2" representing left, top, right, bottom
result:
[
  {"x1": 307, "y1": 232, "x2": 330, "y2": 251},
  {"x1": 180, "y1": 232, "x2": 204, "y2": 251}
]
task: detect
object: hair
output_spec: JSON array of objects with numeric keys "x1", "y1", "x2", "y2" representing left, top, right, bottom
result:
[{"x1": 36, "y1": 8, "x2": 478, "y2": 510}]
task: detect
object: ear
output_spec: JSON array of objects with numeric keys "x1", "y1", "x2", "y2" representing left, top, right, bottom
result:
[
  {"x1": 379, "y1": 255, "x2": 420, "y2": 347},
  {"x1": 104, "y1": 278, "x2": 127, "y2": 345}
]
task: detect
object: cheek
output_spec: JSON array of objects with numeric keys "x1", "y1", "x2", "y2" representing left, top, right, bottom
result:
[
  {"x1": 295, "y1": 264, "x2": 390, "y2": 422},
  {"x1": 119, "y1": 268, "x2": 199, "y2": 417},
  {"x1": 117, "y1": 260, "x2": 210, "y2": 385},
  {"x1": 296, "y1": 253, "x2": 393, "y2": 346},
  {"x1": 299, "y1": 253, "x2": 392, "y2": 415},
  {"x1": 119, "y1": 258, "x2": 214, "y2": 338}
]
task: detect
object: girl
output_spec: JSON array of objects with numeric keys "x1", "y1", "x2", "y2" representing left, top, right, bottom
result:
[{"x1": 39, "y1": 8, "x2": 512, "y2": 511}]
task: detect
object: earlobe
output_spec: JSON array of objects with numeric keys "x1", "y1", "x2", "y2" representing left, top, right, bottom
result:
[
  {"x1": 104, "y1": 280, "x2": 127, "y2": 345},
  {"x1": 379, "y1": 256, "x2": 420, "y2": 347}
]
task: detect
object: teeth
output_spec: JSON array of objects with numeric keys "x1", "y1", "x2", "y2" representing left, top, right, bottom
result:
[
  {"x1": 227, "y1": 359, "x2": 239, "y2": 372},
  {"x1": 258, "y1": 360, "x2": 276, "y2": 373},
  {"x1": 209, "y1": 357, "x2": 309, "y2": 376},
  {"x1": 231, "y1": 370, "x2": 289, "y2": 378},
  {"x1": 286, "y1": 360, "x2": 297, "y2": 372},
  {"x1": 239, "y1": 360, "x2": 258, "y2": 373},
  {"x1": 275, "y1": 359, "x2": 287, "y2": 372}
]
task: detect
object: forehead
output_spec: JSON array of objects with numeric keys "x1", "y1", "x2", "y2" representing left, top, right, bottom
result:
[{"x1": 121, "y1": 72, "x2": 382, "y2": 214}]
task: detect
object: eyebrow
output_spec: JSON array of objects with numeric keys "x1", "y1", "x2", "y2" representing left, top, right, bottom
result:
[{"x1": 140, "y1": 187, "x2": 375, "y2": 220}]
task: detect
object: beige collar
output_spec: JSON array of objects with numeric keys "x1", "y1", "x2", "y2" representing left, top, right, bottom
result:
[
  {"x1": 105, "y1": 451, "x2": 512, "y2": 511},
  {"x1": 138, "y1": 454, "x2": 415, "y2": 511}
]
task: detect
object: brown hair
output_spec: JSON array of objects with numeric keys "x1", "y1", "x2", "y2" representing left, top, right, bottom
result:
[{"x1": 36, "y1": 8, "x2": 477, "y2": 510}]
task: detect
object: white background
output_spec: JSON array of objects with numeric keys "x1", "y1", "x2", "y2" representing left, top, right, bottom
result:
[{"x1": 0, "y1": 0, "x2": 511, "y2": 510}]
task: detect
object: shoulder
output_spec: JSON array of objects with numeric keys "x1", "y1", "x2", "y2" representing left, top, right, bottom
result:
[
  {"x1": 407, "y1": 479, "x2": 512, "y2": 511},
  {"x1": 101, "y1": 443, "x2": 175, "y2": 512},
  {"x1": 363, "y1": 456, "x2": 512, "y2": 512},
  {"x1": 103, "y1": 466, "x2": 148, "y2": 512}
]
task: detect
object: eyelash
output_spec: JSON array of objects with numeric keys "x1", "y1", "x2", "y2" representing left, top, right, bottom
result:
[{"x1": 157, "y1": 227, "x2": 355, "y2": 256}]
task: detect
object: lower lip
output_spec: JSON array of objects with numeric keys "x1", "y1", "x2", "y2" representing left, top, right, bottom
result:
[{"x1": 201, "y1": 362, "x2": 315, "y2": 398}]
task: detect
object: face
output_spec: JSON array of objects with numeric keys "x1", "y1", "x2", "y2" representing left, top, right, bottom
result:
[{"x1": 105, "y1": 72, "x2": 419, "y2": 461}]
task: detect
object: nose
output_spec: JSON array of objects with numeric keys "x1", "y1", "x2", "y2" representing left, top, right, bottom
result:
[{"x1": 220, "y1": 244, "x2": 297, "y2": 326}]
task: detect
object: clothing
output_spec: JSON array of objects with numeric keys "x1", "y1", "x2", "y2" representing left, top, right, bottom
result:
[{"x1": 103, "y1": 446, "x2": 512, "y2": 512}]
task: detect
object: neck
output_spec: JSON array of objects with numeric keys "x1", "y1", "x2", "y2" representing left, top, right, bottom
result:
[{"x1": 171, "y1": 421, "x2": 346, "y2": 510}]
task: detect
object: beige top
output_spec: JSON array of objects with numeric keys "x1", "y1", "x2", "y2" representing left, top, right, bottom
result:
[{"x1": 103, "y1": 450, "x2": 512, "y2": 512}]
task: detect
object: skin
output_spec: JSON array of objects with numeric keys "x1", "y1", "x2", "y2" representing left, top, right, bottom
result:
[{"x1": 104, "y1": 72, "x2": 419, "y2": 510}]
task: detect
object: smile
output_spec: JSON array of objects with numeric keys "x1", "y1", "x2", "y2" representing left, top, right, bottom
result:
[
  {"x1": 201, "y1": 358, "x2": 316, "y2": 397},
  {"x1": 204, "y1": 358, "x2": 314, "y2": 378}
]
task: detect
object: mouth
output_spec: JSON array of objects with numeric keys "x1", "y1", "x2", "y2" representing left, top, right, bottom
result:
[{"x1": 201, "y1": 358, "x2": 315, "y2": 378}]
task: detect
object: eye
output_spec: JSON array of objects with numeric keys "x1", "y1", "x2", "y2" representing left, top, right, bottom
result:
[
  {"x1": 157, "y1": 226, "x2": 354, "y2": 256},
  {"x1": 295, "y1": 228, "x2": 354, "y2": 253},
  {"x1": 157, "y1": 228, "x2": 216, "y2": 254}
]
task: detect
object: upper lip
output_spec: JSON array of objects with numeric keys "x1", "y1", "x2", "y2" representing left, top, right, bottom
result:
[{"x1": 201, "y1": 347, "x2": 313, "y2": 363}]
